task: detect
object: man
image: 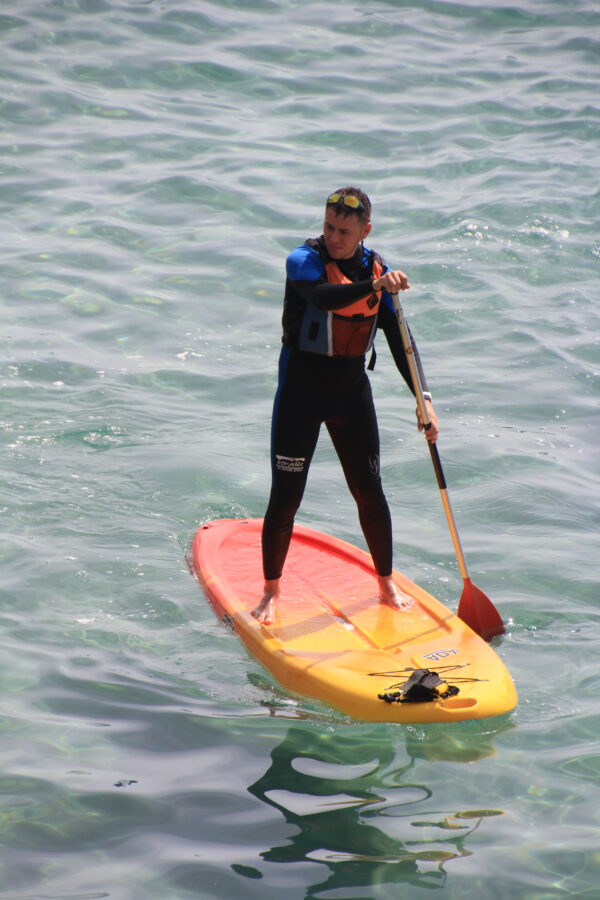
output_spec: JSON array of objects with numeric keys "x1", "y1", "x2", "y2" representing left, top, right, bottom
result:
[{"x1": 253, "y1": 187, "x2": 439, "y2": 624}]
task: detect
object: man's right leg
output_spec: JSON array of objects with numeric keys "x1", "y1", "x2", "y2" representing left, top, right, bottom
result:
[{"x1": 254, "y1": 352, "x2": 321, "y2": 623}]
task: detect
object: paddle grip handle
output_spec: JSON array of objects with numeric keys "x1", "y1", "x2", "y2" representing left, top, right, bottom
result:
[
  {"x1": 391, "y1": 293, "x2": 433, "y2": 432},
  {"x1": 391, "y1": 293, "x2": 469, "y2": 581}
]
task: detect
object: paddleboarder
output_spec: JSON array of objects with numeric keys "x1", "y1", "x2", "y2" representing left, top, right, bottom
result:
[{"x1": 253, "y1": 187, "x2": 439, "y2": 624}]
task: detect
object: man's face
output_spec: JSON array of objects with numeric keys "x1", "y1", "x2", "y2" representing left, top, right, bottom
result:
[{"x1": 322, "y1": 206, "x2": 371, "y2": 260}]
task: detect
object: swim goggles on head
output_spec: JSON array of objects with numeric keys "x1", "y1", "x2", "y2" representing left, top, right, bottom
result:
[{"x1": 326, "y1": 192, "x2": 365, "y2": 211}]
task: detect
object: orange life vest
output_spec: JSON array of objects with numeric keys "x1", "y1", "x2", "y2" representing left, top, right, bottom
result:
[{"x1": 298, "y1": 255, "x2": 384, "y2": 358}]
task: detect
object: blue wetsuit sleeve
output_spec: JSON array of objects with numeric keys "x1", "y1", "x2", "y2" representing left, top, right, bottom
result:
[
  {"x1": 286, "y1": 244, "x2": 325, "y2": 282},
  {"x1": 286, "y1": 243, "x2": 375, "y2": 311}
]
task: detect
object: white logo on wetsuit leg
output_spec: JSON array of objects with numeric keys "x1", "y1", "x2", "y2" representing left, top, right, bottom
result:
[{"x1": 276, "y1": 455, "x2": 306, "y2": 473}]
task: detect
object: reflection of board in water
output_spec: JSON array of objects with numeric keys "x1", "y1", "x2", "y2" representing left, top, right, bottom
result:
[
  {"x1": 241, "y1": 725, "x2": 506, "y2": 893},
  {"x1": 190, "y1": 518, "x2": 518, "y2": 723}
]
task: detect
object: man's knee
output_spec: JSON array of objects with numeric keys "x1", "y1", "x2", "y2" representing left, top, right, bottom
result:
[{"x1": 349, "y1": 478, "x2": 387, "y2": 514}]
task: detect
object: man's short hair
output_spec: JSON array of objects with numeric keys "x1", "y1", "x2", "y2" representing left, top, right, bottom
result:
[{"x1": 326, "y1": 186, "x2": 371, "y2": 222}]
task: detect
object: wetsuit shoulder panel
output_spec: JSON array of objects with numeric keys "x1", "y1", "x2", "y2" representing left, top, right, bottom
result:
[{"x1": 286, "y1": 243, "x2": 325, "y2": 282}]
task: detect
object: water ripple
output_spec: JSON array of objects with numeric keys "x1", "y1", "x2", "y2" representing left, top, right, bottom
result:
[{"x1": 1, "y1": 0, "x2": 600, "y2": 897}]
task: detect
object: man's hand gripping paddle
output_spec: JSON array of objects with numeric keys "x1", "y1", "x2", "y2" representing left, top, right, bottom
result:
[{"x1": 392, "y1": 293, "x2": 505, "y2": 642}]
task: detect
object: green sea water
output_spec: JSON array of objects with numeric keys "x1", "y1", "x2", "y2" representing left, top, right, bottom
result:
[{"x1": 1, "y1": 1, "x2": 599, "y2": 897}]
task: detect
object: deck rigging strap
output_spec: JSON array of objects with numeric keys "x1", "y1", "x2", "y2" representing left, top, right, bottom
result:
[{"x1": 371, "y1": 665, "x2": 485, "y2": 704}]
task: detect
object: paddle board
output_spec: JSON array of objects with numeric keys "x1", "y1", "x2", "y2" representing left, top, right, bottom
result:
[{"x1": 190, "y1": 518, "x2": 517, "y2": 723}]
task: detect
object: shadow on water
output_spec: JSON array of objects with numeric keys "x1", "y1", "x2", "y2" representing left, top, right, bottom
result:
[{"x1": 239, "y1": 718, "x2": 513, "y2": 896}]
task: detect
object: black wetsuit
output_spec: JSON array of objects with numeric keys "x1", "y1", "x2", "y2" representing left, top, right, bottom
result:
[{"x1": 262, "y1": 237, "x2": 426, "y2": 581}]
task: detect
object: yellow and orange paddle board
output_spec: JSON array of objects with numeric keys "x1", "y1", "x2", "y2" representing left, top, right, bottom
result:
[{"x1": 190, "y1": 518, "x2": 517, "y2": 723}]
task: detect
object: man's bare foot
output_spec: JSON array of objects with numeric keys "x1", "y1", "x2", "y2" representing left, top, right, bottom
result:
[
  {"x1": 251, "y1": 579, "x2": 280, "y2": 625},
  {"x1": 378, "y1": 575, "x2": 414, "y2": 611},
  {"x1": 251, "y1": 595, "x2": 276, "y2": 624}
]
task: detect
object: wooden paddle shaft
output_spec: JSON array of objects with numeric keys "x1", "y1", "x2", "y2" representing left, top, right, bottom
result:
[{"x1": 392, "y1": 293, "x2": 470, "y2": 582}]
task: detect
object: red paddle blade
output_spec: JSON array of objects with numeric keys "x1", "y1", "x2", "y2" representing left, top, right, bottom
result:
[{"x1": 457, "y1": 577, "x2": 505, "y2": 642}]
